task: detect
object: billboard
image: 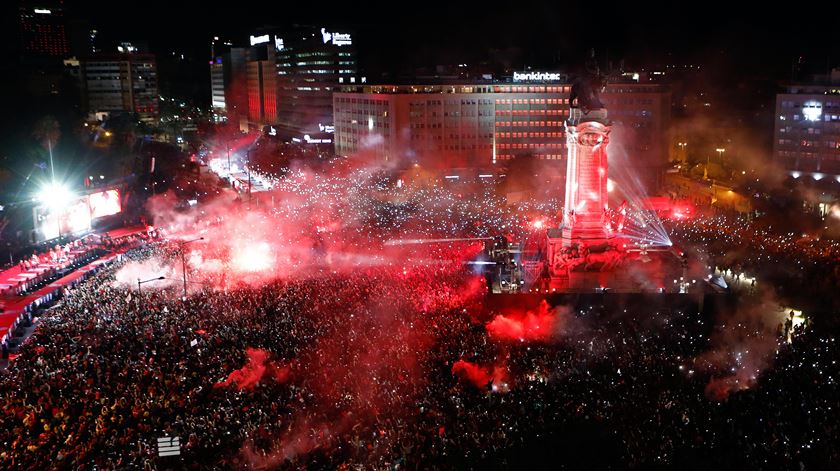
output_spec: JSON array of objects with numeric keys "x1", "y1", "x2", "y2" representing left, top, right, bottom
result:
[
  {"x1": 89, "y1": 189, "x2": 121, "y2": 218},
  {"x1": 33, "y1": 196, "x2": 92, "y2": 243}
]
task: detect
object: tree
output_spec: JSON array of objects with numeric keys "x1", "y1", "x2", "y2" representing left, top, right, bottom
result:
[{"x1": 31, "y1": 115, "x2": 61, "y2": 151}]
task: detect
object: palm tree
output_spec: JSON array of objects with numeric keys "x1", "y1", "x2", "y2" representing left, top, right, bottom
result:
[{"x1": 31, "y1": 115, "x2": 61, "y2": 181}]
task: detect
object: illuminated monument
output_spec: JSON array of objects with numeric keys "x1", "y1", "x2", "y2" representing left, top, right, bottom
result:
[
  {"x1": 547, "y1": 65, "x2": 624, "y2": 283},
  {"x1": 560, "y1": 108, "x2": 611, "y2": 245}
]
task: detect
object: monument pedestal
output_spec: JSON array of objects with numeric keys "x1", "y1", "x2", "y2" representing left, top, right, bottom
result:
[{"x1": 549, "y1": 108, "x2": 614, "y2": 280}]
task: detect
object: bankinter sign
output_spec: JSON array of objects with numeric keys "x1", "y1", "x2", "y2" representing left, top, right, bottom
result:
[{"x1": 513, "y1": 71, "x2": 563, "y2": 82}]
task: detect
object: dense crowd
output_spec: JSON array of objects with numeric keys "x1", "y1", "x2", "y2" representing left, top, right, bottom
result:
[
  {"x1": 669, "y1": 214, "x2": 840, "y2": 309},
  {"x1": 0, "y1": 234, "x2": 838, "y2": 470},
  {"x1": 3, "y1": 157, "x2": 840, "y2": 469}
]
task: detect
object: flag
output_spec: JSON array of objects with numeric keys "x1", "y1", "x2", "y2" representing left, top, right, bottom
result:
[
  {"x1": 125, "y1": 293, "x2": 132, "y2": 303},
  {"x1": 157, "y1": 436, "x2": 181, "y2": 457}
]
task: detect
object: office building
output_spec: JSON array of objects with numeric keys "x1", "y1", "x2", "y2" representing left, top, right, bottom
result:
[
  {"x1": 18, "y1": 1, "x2": 68, "y2": 59},
  {"x1": 774, "y1": 70, "x2": 840, "y2": 180},
  {"x1": 210, "y1": 46, "x2": 249, "y2": 122},
  {"x1": 216, "y1": 26, "x2": 359, "y2": 138},
  {"x1": 333, "y1": 78, "x2": 669, "y2": 188},
  {"x1": 81, "y1": 53, "x2": 159, "y2": 122}
]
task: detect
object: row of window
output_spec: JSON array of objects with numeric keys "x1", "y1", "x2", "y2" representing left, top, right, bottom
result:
[
  {"x1": 780, "y1": 139, "x2": 840, "y2": 148},
  {"x1": 781, "y1": 101, "x2": 840, "y2": 108},
  {"x1": 496, "y1": 86, "x2": 571, "y2": 93},
  {"x1": 497, "y1": 143, "x2": 565, "y2": 149},
  {"x1": 495, "y1": 120, "x2": 565, "y2": 127},
  {"x1": 407, "y1": 122, "x2": 493, "y2": 129},
  {"x1": 495, "y1": 109, "x2": 568, "y2": 115},
  {"x1": 495, "y1": 98, "x2": 569, "y2": 105},
  {"x1": 779, "y1": 114, "x2": 840, "y2": 122},
  {"x1": 495, "y1": 154, "x2": 565, "y2": 160},
  {"x1": 496, "y1": 132, "x2": 565, "y2": 138},
  {"x1": 779, "y1": 151, "x2": 840, "y2": 160}
]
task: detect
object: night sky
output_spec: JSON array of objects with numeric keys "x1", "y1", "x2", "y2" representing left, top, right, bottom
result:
[
  {"x1": 61, "y1": 1, "x2": 838, "y2": 80},
  {"x1": 0, "y1": 1, "x2": 837, "y2": 108}
]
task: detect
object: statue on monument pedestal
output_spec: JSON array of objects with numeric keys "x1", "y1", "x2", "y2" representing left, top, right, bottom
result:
[{"x1": 570, "y1": 49, "x2": 607, "y2": 112}]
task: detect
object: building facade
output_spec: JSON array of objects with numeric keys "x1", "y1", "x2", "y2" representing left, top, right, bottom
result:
[
  {"x1": 213, "y1": 26, "x2": 359, "y2": 138},
  {"x1": 333, "y1": 81, "x2": 670, "y2": 188},
  {"x1": 19, "y1": 1, "x2": 68, "y2": 58},
  {"x1": 273, "y1": 27, "x2": 357, "y2": 138},
  {"x1": 81, "y1": 53, "x2": 159, "y2": 122},
  {"x1": 210, "y1": 47, "x2": 249, "y2": 122},
  {"x1": 246, "y1": 54, "x2": 278, "y2": 125},
  {"x1": 774, "y1": 75, "x2": 840, "y2": 180}
]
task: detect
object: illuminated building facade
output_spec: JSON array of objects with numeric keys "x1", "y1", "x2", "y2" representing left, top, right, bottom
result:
[
  {"x1": 209, "y1": 43, "x2": 249, "y2": 122},
  {"x1": 334, "y1": 80, "x2": 669, "y2": 188},
  {"x1": 236, "y1": 26, "x2": 360, "y2": 139},
  {"x1": 81, "y1": 53, "x2": 159, "y2": 122},
  {"x1": 774, "y1": 75, "x2": 840, "y2": 180},
  {"x1": 19, "y1": 1, "x2": 68, "y2": 58},
  {"x1": 247, "y1": 52, "x2": 278, "y2": 125},
  {"x1": 275, "y1": 27, "x2": 358, "y2": 139}
]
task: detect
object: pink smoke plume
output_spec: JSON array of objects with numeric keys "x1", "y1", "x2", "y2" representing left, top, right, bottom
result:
[
  {"x1": 486, "y1": 300, "x2": 571, "y2": 342},
  {"x1": 452, "y1": 360, "x2": 510, "y2": 393},
  {"x1": 693, "y1": 290, "x2": 787, "y2": 401},
  {"x1": 214, "y1": 348, "x2": 291, "y2": 390}
]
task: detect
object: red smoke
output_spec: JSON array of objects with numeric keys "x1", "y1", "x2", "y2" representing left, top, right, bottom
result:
[
  {"x1": 704, "y1": 376, "x2": 753, "y2": 401},
  {"x1": 452, "y1": 360, "x2": 510, "y2": 392},
  {"x1": 486, "y1": 300, "x2": 563, "y2": 342},
  {"x1": 215, "y1": 348, "x2": 290, "y2": 390},
  {"x1": 694, "y1": 290, "x2": 787, "y2": 401}
]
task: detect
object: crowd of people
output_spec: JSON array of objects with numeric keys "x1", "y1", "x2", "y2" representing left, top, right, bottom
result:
[
  {"x1": 0, "y1": 232, "x2": 838, "y2": 470},
  {"x1": 3, "y1": 157, "x2": 840, "y2": 469},
  {"x1": 669, "y1": 214, "x2": 840, "y2": 312}
]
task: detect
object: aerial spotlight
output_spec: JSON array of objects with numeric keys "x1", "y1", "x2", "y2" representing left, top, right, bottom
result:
[{"x1": 37, "y1": 182, "x2": 72, "y2": 210}]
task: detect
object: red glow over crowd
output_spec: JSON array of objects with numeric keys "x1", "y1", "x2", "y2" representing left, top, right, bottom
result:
[{"x1": 0, "y1": 159, "x2": 838, "y2": 470}]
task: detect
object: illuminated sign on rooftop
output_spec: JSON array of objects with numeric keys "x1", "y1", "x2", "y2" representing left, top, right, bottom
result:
[
  {"x1": 250, "y1": 34, "x2": 270, "y2": 46},
  {"x1": 513, "y1": 71, "x2": 563, "y2": 82},
  {"x1": 34, "y1": 8, "x2": 51, "y2": 14},
  {"x1": 321, "y1": 28, "x2": 352, "y2": 46}
]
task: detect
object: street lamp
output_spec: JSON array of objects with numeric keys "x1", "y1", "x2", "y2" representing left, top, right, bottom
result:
[
  {"x1": 677, "y1": 142, "x2": 687, "y2": 163},
  {"x1": 246, "y1": 149, "x2": 252, "y2": 204},
  {"x1": 715, "y1": 148, "x2": 725, "y2": 161},
  {"x1": 177, "y1": 237, "x2": 204, "y2": 299},
  {"x1": 226, "y1": 144, "x2": 231, "y2": 177},
  {"x1": 137, "y1": 276, "x2": 165, "y2": 310}
]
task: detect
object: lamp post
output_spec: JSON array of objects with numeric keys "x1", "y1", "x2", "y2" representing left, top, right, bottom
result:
[
  {"x1": 677, "y1": 142, "x2": 687, "y2": 164},
  {"x1": 246, "y1": 149, "x2": 252, "y2": 204},
  {"x1": 137, "y1": 276, "x2": 165, "y2": 310},
  {"x1": 226, "y1": 144, "x2": 231, "y2": 178},
  {"x1": 177, "y1": 237, "x2": 204, "y2": 299}
]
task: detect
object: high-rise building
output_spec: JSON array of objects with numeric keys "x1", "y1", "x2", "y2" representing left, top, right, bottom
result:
[
  {"x1": 219, "y1": 26, "x2": 360, "y2": 138},
  {"x1": 333, "y1": 78, "x2": 670, "y2": 189},
  {"x1": 773, "y1": 70, "x2": 840, "y2": 180},
  {"x1": 274, "y1": 26, "x2": 358, "y2": 138},
  {"x1": 18, "y1": 1, "x2": 68, "y2": 59},
  {"x1": 247, "y1": 55, "x2": 278, "y2": 125},
  {"x1": 210, "y1": 46, "x2": 249, "y2": 121},
  {"x1": 81, "y1": 53, "x2": 159, "y2": 122}
]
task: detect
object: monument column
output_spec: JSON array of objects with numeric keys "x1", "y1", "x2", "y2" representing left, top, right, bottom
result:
[{"x1": 561, "y1": 108, "x2": 612, "y2": 246}]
